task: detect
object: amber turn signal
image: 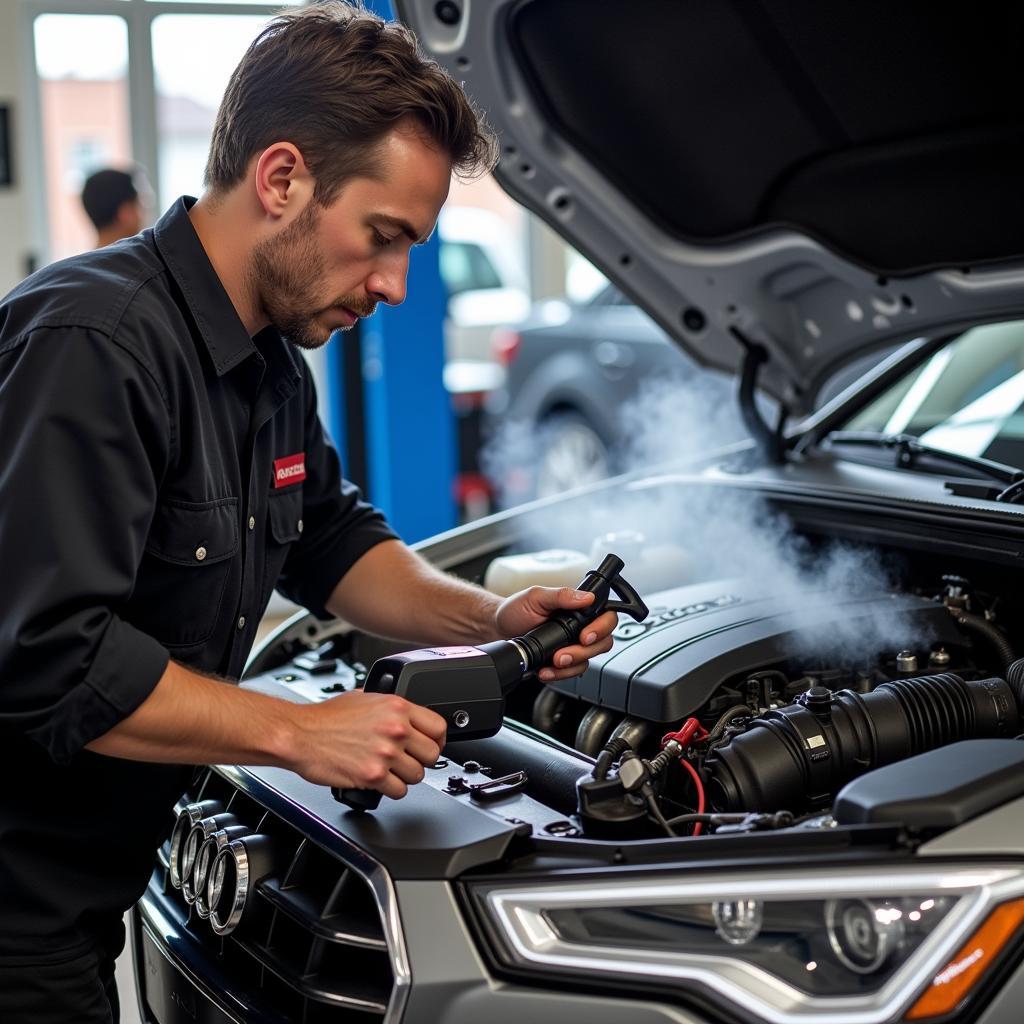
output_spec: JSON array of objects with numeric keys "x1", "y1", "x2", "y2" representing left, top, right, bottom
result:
[{"x1": 905, "y1": 897, "x2": 1024, "y2": 1020}]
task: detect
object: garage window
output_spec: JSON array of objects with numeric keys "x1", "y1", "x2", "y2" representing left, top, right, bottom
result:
[{"x1": 23, "y1": 0, "x2": 302, "y2": 267}]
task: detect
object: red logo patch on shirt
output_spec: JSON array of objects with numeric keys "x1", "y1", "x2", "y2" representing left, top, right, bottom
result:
[{"x1": 273, "y1": 453, "x2": 306, "y2": 488}]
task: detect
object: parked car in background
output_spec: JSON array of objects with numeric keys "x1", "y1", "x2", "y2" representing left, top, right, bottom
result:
[
  {"x1": 483, "y1": 285, "x2": 744, "y2": 503},
  {"x1": 482, "y1": 288, "x2": 893, "y2": 506}
]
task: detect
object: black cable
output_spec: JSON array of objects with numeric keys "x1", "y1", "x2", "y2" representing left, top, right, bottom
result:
[
  {"x1": 664, "y1": 812, "x2": 747, "y2": 828},
  {"x1": 644, "y1": 789, "x2": 676, "y2": 838},
  {"x1": 593, "y1": 735, "x2": 632, "y2": 781},
  {"x1": 665, "y1": 810, "x2": 803, "y2": 831},
  {"x1": 707, "y1": 704, "x2": 750, "y2": 741}
]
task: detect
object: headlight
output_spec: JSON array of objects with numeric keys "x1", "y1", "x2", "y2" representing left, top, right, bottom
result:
[{"x1": 467, "y1": 865, "x2": 1024, "y2": 1023}]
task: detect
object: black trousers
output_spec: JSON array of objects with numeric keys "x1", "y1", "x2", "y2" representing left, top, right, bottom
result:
[{"x1": 0, "y1": 921, "x2": 123, "y2": 1024}]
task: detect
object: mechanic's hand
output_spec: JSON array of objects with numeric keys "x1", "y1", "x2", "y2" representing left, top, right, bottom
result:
[
  {"x1": 495, "y1": 586, "x2": 617, "y2": 682},
  {"x1": 289, "y1": 691, "x2": 447, "y2": 800}
]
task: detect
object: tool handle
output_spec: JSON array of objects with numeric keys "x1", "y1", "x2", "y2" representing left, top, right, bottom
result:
[
  {"x1": 566, "y1": 553, "x2": 648, "y2": 623},
  {"x1": 603, "y1": 570, "x2": 647, "y2": 619},
  {"x1": 334, "y1": 668, "x2": 395, "y2": 809},
  {"x1": 515, "y1": 552, "x2": 648, "y2": 673},
  {"x1": 333, "y1": 786, "x2": 382, "y2": 812}
]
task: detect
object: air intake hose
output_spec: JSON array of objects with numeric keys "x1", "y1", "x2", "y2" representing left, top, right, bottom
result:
[
  {"x1": 705, "y1": 673, "x2": 1018, "y2": 813},
  {"x1": 950, "y1": 610, "x2": 1016, "y2": 671},
  {"x1": 1004, "y1": 658, "x2": 1024, "y2": 712}
]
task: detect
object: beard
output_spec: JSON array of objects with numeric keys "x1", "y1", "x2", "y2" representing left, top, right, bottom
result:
[{"x1": 247, "y1": 202, "x2": 375, "y2": 350}]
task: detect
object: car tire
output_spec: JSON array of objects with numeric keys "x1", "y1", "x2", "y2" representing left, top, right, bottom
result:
[{"x1": 534, "y1": 411, "x2": 612, "y2": 498}]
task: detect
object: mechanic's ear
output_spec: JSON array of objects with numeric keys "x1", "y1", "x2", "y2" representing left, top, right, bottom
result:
[{"x1": 254, "y1": 142, "x2": 313, "y2": 220}]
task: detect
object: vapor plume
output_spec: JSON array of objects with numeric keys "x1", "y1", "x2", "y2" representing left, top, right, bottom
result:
[{"x1": 483, "y1": 370, "x2": 933, "y2": 665}]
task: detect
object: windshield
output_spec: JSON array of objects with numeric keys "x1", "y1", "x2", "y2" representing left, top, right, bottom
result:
[{"x1": 842, "y1": 320, "x2": 1024, "y2": 470}]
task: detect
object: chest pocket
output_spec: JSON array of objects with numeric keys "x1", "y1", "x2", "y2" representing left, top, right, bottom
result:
[
  {"x1": 130, "y1": 498, "x2": 239, "y2": 648},
  {"x1": 263, "y1": 487, "x2": 303, "y2": 597}
]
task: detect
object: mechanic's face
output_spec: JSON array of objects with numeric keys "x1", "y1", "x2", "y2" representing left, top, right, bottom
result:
[{"x1": 249, "y1": 125, "x2": 451, "y2": 350}]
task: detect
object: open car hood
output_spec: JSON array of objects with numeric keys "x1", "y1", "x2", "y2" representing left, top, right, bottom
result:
[{"x1": 396, "y1": 0, "x2": 1024, "y2": 415}]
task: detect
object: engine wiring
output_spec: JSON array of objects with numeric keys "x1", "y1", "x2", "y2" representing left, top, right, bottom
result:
[
  {"x1": 644, "y1": 791, "x2": 676, "y2": 838},
  {"x1": 677, "y1": 757, "x2": 706, "y2": 836},
  {"x1": 665, "y1": 811, "x2": 744, "y2": 829},
  {"x1": 575, "y1": 573, "x2": 1019, "y2": 840},
  {"x1": 628, "y1": 718, "x2": 713, "y2": 838},
  {"x1": 642, "y1": 717, "x2": 799, "y2": 838},
  {"x1": 707, "y1": 704, "x2": 751, "y2": 740}
]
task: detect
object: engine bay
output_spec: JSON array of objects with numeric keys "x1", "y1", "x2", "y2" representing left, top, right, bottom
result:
[{"x1": 245, "y1": 542, "x2": 1024, "y2": 846}]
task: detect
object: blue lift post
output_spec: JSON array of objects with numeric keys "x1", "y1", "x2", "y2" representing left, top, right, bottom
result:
[
  {"x1": 362, "y1": 233, "x2": 455, "y2": 540},
  {"x1": 324, "y1": 0, "x2": 456, "y2": 543}
]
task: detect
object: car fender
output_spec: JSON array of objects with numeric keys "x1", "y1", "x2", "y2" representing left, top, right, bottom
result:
[{"x1": 509, "y1": 349, "x2": 621, "y2": 442}]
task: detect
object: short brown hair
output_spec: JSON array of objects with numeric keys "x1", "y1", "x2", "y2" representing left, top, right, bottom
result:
[{"x1": 204, "y1": 1, "x2": 497, "y2": 202}]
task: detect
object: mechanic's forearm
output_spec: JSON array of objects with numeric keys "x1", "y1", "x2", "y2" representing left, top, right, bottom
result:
[
  {"x1": 85, "y1": 659, "x2": 298, "y2": 767},
  {"x1": 326, "y1": 539, "x2": 502, "y2": 645}
]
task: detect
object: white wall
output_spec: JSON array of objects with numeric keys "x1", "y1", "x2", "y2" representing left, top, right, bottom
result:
[{"x1": 0, "y1": 1, "x2": 32, "y2": 296}]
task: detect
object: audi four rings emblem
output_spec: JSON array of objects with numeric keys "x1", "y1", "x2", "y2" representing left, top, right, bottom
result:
[{"x1": 169, "y1": 802, "x2": 275, "y2": 936}]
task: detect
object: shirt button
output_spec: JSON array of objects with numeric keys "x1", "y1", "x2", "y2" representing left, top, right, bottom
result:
[
  {"x1": 248, "y1": 515, "x2": 255, "y2": 531},
  {"x1": 237, "y1": 616, "x2": 246, "y2": 630},
  {"x1": 297, "y1": 519, "x2": 304, "y2": 534},
  {"x1": 195, "y1": 546, "x2": 207, "y2": 561}
]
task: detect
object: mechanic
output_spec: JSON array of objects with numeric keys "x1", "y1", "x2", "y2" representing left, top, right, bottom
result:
[
  {"x1": 80, "y1": 167, "x2": 150, "y2": 249},
  {"x1": 0, "y1": 6, "x2": 618, "y2": 1022}
]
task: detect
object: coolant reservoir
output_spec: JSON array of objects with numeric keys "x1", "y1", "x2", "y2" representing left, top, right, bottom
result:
[
  {"x1": 588, "y1": 531, "x2": 691, "y2": 593},
  {"x1": 483, "y1": 549, "x2": 592, "y2": 597}
]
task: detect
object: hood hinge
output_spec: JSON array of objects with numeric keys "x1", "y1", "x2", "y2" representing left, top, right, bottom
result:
[{"x1": 733, "y1": 329, "x2": 789, "y2": 465}]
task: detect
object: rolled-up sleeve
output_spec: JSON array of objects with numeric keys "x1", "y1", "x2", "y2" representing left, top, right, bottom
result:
[
  {"x1": 0, "y1": 328, "x2": 171, "y2": 763},
  {"x1": 275, "y1": 372, "x2": 398, "y2": 617}
]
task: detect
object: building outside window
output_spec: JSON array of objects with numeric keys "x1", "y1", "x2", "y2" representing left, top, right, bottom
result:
[{"x1": 24, "y1": 0, "x2": 301, "y2": 263}]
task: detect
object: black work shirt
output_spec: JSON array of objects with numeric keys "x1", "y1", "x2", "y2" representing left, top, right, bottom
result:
[{"x1": 0, "y1": 198, "x2": 397, "y2": 955}]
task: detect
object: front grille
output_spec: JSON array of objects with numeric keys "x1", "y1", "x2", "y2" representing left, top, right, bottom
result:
[{"x1": 149, "y1": 768, "x2": 395, "y2": 1022}]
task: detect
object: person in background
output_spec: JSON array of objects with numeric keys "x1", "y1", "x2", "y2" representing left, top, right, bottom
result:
[{"x1": 80, "y1": 167, "x2": 150, "y2": 248}]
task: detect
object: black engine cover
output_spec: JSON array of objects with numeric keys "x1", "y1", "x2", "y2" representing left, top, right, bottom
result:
[
  {"x1": 548, "y1": 580, "x2": 964, "y2": 723},
  {"x1": 834, "y1": 739, "x2": 1024, "y2": 828}
]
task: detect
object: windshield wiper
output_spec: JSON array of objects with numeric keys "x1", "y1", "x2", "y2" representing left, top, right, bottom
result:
[{"x1": 823, "y1": 430, "x2": 1024, "y2": 500}]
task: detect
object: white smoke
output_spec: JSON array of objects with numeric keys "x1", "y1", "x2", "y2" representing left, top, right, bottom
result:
[{"x1": 482, "y1": 370, "x2": 934, "y2": 665}]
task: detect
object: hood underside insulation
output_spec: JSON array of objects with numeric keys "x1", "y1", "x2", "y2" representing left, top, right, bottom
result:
[{"x1": 511, "y1": 0, "x2": 1024, "y2": 275}]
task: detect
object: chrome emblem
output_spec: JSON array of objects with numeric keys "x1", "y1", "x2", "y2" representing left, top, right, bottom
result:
[{"x1": 170, "y1": 803, "x2": 275, "y2": 935}]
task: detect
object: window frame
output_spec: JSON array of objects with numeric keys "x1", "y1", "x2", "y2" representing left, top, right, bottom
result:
[{"x1": 19, "y1": 0, "x2": 297, "y2": 266}]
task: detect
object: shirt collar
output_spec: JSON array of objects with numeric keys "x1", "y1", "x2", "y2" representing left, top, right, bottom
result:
[
  {"x1": 254, "y1": 325, "x2": 304, "y2": 400},
  {"x1": 153, "y1": 196, "x2": 265, "y2": 378}
]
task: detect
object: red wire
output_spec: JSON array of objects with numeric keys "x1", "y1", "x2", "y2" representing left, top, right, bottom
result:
[{"x1": 678, "y1": 757, "x2": 706, "y2": 836}]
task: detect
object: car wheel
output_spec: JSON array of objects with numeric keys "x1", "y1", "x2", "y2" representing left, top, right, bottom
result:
[{"x1": 534, "y1": 412, "x2": 611, "y2": 498}]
